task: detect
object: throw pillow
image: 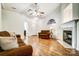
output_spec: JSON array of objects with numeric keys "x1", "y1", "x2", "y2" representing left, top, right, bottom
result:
[
  {"x1": 9, "y1": 32, "x2": 17, "y2": 39},
  {"x1": 0, "y1": 37, "x2": 19, "y2": 50}
]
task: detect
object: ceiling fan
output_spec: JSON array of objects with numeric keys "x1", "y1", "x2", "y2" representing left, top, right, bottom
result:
[{"x1": 25, "y1": 3, "x2": 45, "y2": 18}]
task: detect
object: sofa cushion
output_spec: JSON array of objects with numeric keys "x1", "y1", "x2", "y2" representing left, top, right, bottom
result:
[
  {"x1": 0, "y1": 45, "x2": 33, "y2": 56},
  {"x1": 0, "y1": 31, "x2": 10, "y2": 37},
  {"x1": 0, "y1": 31, "x2": 18, "y2": 51},
  {"x1": 9, "y1": 32, "x2": 16, "y2": 37},
  {"x1": 0, "y1": 37, "x2": 19, "y2": 50}
]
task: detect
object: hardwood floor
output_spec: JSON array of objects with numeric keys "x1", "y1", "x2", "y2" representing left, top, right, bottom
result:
[{"x1": 28, "y1": 35, "x2": 79, "y2": 56}]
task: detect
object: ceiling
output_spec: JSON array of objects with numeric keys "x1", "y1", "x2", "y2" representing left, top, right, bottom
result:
[{"x1": 1, "y1": 3, "x2": 60, "y2": 16}]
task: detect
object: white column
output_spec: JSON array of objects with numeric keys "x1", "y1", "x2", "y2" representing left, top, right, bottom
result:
[
  {"x1": 0, "y1": 3, "x2": 2, "y2": 31},
  {"x1": 77, "y1": 21, "x2": 79, "y2": 51},
  {"x1": 72, "y1": 21, "x2": 77, "y2": 49}
]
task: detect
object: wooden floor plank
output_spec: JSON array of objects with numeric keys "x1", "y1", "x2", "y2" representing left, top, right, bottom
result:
[{"x1": 28, "y1": 36, "x2": 79, "y2": 56}]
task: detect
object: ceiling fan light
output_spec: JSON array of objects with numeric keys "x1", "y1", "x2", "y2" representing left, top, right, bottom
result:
[
  {"x1": 40, "y1": 12, "x2": 44, "y2": 14},
  {"x1": 25, "y1": 3, "x2": 45, "y2": 17},
  {"x1": 27, "y1": 9, "x2": 32, "y2": 12}
]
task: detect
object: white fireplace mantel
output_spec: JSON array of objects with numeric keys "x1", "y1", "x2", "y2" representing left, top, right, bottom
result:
[{"x1": 61, "y1": 19, "x2": 79, "y2": 49}]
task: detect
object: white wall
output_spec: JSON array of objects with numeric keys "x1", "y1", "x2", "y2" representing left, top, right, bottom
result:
[
  {"x1": 55, "y1": 4, "x2": 70, "y2": 41},
  {"x1": 26, "y1": 17, "x2": 48, "y2": 36},
  {"x1": 2, "y1": 9, "x2": 49, "y2": 37},
  {"x1": 46, "y1": 5, "x2": 62, "y2": 40},
  {"x1": 62, "y1": 3, "x2": 79, "y2": 22},
  {"x1": 63, "y1": 4, "x2": 73, "y2": 23},
  {"x1": 2, "y1": 9, "x2": 26, "y2": 36},
  {"x1": 55, "y1": 6, "x2": 62, "y2": 40},
  {"x1": 73, "y1": 3, "x2": 79, "y2": 19},
  {"x1": 0, "y1": 3, "x2": 2, "y2": 31}
]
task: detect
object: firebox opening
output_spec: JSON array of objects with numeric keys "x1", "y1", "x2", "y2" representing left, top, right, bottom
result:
[{"x1": 63, "y1": 30, "x2": 72, "y2": 46}]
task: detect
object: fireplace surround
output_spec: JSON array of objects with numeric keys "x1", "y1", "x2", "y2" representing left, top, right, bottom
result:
[{"x1": 61, "y1": 19, "x2": 78, "y2": 49}]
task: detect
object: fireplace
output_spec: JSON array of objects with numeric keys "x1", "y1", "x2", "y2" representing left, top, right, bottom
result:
[{"x1": 63, "y1": 30, "x2": 72, "y2": 45}]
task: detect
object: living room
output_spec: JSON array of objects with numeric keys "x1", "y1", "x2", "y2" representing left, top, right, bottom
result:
[{"x1": 0, "y1": 3, "x2": 79, "y2": 56}]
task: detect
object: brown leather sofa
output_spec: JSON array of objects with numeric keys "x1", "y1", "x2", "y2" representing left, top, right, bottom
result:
[
  {"x1": 38, "y1": 30, "x2": 50, "y2": 39},
  {"x1": 0, "y1": 31, "x2": 33, "y2": 56}
]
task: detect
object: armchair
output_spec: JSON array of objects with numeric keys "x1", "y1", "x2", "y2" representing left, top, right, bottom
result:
[{"x1": 38, "y1": 30, "x2": 50, "y2": 39}]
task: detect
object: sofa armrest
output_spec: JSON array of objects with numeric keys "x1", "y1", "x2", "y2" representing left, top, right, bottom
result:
[{"x1": 0, "y1": 45, "x2": 33, "y2": 56}]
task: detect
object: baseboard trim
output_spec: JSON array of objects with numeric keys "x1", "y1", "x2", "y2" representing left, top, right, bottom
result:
[{"x1": 57, "y1": 40, "x2": 72, "y2": 48}]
